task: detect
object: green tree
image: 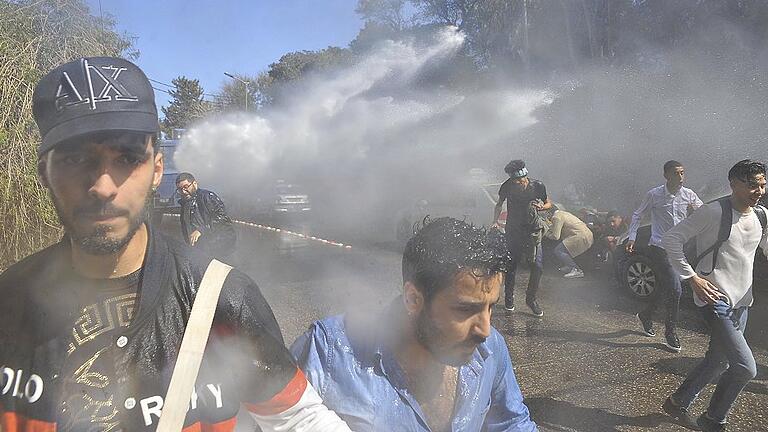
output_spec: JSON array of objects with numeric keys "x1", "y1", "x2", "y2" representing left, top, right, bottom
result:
[
  {"x1": 267, "y1": 47, "x2": 351, "y2": 83},
  {"x1": 161, "y1": 76, "x2": 212, "y2": 133},
  {"x1": 215, "y1": 72, "x2": 273, "y2": 112},
  {"x1": 356, "y1": 0, "x2": 409, "y2": 31},
  {"x1": 264, "y1": 47, "x2": 351, "y2": 105}
]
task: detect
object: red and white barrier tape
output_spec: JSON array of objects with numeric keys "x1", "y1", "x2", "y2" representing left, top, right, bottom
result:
[
  {"x1": 233, "y1": 219, "x2": 353, "y2": 250},
  {"x1": 163, "y1": 214, "x2": 353, "y2": 250}
]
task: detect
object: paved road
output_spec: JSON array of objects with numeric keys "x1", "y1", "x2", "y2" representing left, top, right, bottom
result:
[{"x1": 172, "y1": 219, "x2": 768, "y2": 431}]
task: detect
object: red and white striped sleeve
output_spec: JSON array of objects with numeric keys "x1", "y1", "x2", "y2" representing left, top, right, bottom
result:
[{"x1": 245, "y1": 369, "x2": 352, "y2": 432}]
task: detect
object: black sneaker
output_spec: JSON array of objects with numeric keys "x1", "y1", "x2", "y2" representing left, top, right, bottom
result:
[
  {"x1": 504, "y1": 302, "x2": 515, "y2": 312},
  {"x1": 697, "y1": 414, "x2": 726, "y2": 432},
  {"x1": 665, "y1": 328, "x2": 682, "y2": 352},
  {"x1": 526, "y1": 300, "x2": 543, "y2": 317},
  {"x1": 636, "y1": 312, "x2": 656, "y2": 337},
  {"x1": 662, "y1": 397, "x2": 700, "y2": 430}
]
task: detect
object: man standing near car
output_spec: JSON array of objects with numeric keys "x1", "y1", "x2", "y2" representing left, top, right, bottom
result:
[
  {"x1": 627, "y1": 160, "x2": 703, "y2": 352},
  {"x1": 493, "y1": 159, "x2": 552, "y2": 316},
  {"x1": 176, "y1": 172, "x2": 237, "y2": 260},
  {"x1": 0, "y1": 57, "x2": 351, "y2": 431},
  {"x1": 660, "y1": 160, "x2": 767, "y2": 432}
]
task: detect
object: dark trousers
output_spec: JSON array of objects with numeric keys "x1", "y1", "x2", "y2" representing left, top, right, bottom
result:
[
  {"x1": 504, "y1": 231, "x2": 544, "y2": 304},
  {"x1": 641, "y1": 245, "x2": 682, "y2": 328}
]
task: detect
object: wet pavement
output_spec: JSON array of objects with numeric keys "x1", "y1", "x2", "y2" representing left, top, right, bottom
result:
[{"x1": 169, "y1": 219, "x2": 768, "y2": 431}]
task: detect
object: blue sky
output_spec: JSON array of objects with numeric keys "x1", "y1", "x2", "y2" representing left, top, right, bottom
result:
[{"x1": 88, "y1": 0, "x2": 363, "y2": 109}]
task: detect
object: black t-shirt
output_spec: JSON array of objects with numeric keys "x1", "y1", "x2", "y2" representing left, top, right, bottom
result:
[
  {"x1": 57, "y1": 268, "x2": 140, "y2": 432},
  {"x1": 499, "y1": 178, "x2": 548, "y2": 229}
]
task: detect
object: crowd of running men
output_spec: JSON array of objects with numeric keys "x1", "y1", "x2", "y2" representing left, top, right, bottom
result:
[
  {"x1": 492, "y1": 156, "x2": 765, "y2": 432},
  {"x1": 1, "y1": 57, "x2": 765, "y2": 432}
]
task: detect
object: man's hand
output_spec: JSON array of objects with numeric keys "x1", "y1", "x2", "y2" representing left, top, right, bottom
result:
[
  {"x1": 532, "y1": 201, "x2": 544, "y2": 211},
  {"x1": 688, "y1": 274, "x2": 723, "y2": 305},
  {"x1": 625, "y1": 240, "x2": 635, "y2": 253},
  {"x1": 190, "y1": 230, "x2": 202, "y2": 246}
]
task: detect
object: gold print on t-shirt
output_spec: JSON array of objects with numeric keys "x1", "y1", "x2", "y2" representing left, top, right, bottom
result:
[
  {"x1": 61, "y1": 391, "x2": 120, "y2": 432},
  {"x1": 61, "y1": 292, "x2": 137, "y2": 432},
  {"x1": 81, "y1": 393, "x2": 120, "y2": 431},
  {"x1": 71, "y1": 293, "x2": 137, "y2": 348},
  {"x1": 74, "y1": 347, "x2": 110, "y2": 388},
  {"x1": 62, "y1": 348, "x2": 120, "y2": 431}
]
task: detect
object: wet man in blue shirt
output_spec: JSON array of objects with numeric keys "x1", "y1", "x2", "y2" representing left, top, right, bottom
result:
[{"x1": 291, "y1": 217, "x2": 538, "y2": 432}]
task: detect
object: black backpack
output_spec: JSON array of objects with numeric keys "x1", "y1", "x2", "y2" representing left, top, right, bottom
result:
[{"x1": 692, "y1": 197, "x2": 767, "y2": 276}]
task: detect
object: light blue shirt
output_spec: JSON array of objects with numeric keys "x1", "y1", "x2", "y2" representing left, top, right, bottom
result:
[
  {"x1": 628, "y1": 184, "x2": 703, "y2": 248},
  {"x1": 290, "y1": 314, "x2": 538, "y2": 432}
]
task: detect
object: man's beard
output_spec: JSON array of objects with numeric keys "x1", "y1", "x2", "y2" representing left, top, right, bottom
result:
[
  {"x1": 52, "y1": 188, "x2": 152, "y2": 255},
  {"x1": 415, "y1": 307, "x2": 483, "y2": 367}
]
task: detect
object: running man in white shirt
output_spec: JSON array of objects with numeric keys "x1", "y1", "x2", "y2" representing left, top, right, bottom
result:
[
  {"x1": 660, "y1": 159, "x2": 767, "y2": 432},
  {"x1": 627, "y1": 160, "x2": 703, "y2": 351}
]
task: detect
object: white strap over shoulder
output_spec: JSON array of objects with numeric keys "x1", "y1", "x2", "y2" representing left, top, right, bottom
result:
[{"x1": 156, "y1": 259, "x2": 232, "y2": 432}]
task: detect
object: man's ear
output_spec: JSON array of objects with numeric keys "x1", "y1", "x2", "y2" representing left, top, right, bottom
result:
[
  {"x1": 152, "y1": 150, "x2": 164, "y2": 189},
  {"x1": 37, "y1": 156, "x2": 50, "y2": 189},
  {"x1": 403, "y1": 281, "x2": 425, "y2": 316}
]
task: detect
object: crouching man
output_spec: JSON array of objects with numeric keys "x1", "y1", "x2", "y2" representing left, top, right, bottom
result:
[
  {"x1": 545, "y1": 209, "x2": 593, "y2": 278},
  {"x1": 291, "y1": 217, "x2": 538, "y2": 431},
  {"x1": 0, "y1": 57, "x2": 350, "y2": 431}
]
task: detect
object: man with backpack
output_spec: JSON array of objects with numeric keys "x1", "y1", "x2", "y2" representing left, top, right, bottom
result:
[
  {"x1": 627, "y1": 160, "x2": 703, "y2": 352},
  {"x1": 660, "y1": 159, "x2": 767, "y2": 432}
]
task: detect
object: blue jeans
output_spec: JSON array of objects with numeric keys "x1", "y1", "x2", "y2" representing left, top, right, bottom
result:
[
  {"x1": 672, "y1": 301, "x2": 756, "y2": 423},
  {"x1": 553, "y1": 242, "x2": 578, "y2": 271},
  {"x1": 642, "y1": 246, "x2": 682, "y2": 327}
]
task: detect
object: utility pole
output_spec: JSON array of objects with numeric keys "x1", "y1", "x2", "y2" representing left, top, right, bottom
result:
[{"x1": 224, "y1": 72, "x2": 250, "y2": 112}]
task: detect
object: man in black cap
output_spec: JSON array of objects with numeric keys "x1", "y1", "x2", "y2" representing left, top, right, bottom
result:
[
  {"x1": 176, "y1": 172, "x2": 236, "y2": 260},
  {"x1": 0, "y1": 57, "x2": 350, "y2": 431},
  {"x1": 493, "y1": 159, "x2": 552, "y2": 316}
]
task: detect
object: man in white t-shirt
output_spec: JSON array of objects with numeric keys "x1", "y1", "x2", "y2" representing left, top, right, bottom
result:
[{"x1": 660, "y1": 160, "x2": 767, "y2": 432}]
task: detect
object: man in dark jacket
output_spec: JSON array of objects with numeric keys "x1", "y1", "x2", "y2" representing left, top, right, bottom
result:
[
  {"x1": 176, "y1": 172, "x2": 236, "y2": 259},
  {"x1": 0, "y1": 57, "x2": 350, "y2": 432}
]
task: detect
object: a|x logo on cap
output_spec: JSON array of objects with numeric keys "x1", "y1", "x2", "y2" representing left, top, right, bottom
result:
[{"x1": 55, "y1": 58, "x2": 139, "y2": 112}]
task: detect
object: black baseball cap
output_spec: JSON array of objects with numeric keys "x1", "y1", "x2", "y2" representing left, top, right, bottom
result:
[{"x1": 32, "y1": 57, "x2": 158, "y2": 157}]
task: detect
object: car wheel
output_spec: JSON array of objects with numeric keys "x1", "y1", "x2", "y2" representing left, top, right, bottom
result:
[{"x1": 617, "y1": 253, "x2": 658, "y2": 300}]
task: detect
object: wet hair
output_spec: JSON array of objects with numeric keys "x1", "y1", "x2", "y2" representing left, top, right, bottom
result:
[
  {"x1": 175, "y1": 172, "x2": 196, "y2": 184},
  {"x1": 663, "y1": 160, "x2": 683, "y2": 175},
  {"x1": 402, "y1": 217, "x2": 511, "y2": 302},
  {"x1": 504, "y1": 159, "x2": 526, "y2": 175},
  {"x1": 607, "y1": 210, "x2": 621, "y2": 219},
  {"x1": 728, "y1": 159, "x2": 766, "y2": 183}
]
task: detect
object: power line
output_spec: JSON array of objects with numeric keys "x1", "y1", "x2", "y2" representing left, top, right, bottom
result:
[
  {"x1": 148, "y1": 78, "x2": 174, "y2": 87},
  {"x1": 150, "y1": 77, "x2": 222, "y2": 100},
  {"x1": 152, "y1": 86, "x2": 172, "y2": 95}
]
